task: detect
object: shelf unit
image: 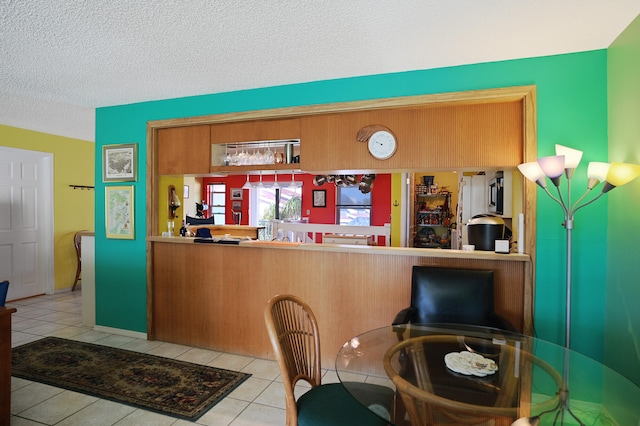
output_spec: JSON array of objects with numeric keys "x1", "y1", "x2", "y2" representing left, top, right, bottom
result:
[
  {"x1": 210, "y1": 139, "x2": 300, "y2": 174},
  {"x1": 413, "y1": 192, "x2": 451, "y2": 249}
]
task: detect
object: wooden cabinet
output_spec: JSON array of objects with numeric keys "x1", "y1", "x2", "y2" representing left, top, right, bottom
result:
[
  {"x1": 1, "y1": 307, "x2": 16, "y2": 425},
  {"x1": 300, "y1": 101, "x2": 524, "y2": 172},
  {"x1": 210, "y1": 118, "x2": 301, "y2": 173},
  {"x1": 211, "y1": 117, "x2": 300, "y2": 144},
  {"x1": 157, "y1": 125, "x2": 211, "y2": 175}
]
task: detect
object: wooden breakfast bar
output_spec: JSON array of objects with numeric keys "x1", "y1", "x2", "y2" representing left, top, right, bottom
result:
[{"x1": 148, "y1": 237, "x2": 532, "y2": 369}]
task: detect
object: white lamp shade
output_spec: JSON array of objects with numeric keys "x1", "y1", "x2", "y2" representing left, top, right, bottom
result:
[
  {"x1": 242, "y1": 174, "x2": 252, "y2": 189},
  {"x1": 517, "y1": 162, "x2": 546, "y2": 183},
  {"x1": 587, "y1": 162, "x2": 610, "y2": 182},
  {"x1": 538, "y1": 155, "x2": 565, "y2": 178},
  {"x1": 606, "y1": 162, "x2": 640, "y2": 187},
  {"x1": 555, "y1": 144, "x2": 583, "y2": 169}
]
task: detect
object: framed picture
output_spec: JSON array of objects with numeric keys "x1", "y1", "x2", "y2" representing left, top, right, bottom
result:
[
  {"x1": 230, "y1": 188, "x2": 243, "y2": 200},
  {"x1": 103, "y1": 143, "x2": 137, "y2": 182},
  {"x1": 232, "y1": 201, "x2": 242, "y2": 210},
  {"x1": 313, "y1": 189, "x2": 326, "y2": 208},
  {"x1": 105, "y1": 185, "x2": 134, "y2": 239},
  {"x1": 183, "y1": 185, "x2": 190, "y2": 199}
]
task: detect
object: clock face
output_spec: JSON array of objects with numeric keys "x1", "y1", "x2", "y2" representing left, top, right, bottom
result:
[{"x1": 368, "y1": 130, "x2": 397, "y2": 160}]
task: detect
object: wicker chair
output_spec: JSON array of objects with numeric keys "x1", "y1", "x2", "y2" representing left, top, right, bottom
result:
[
  {"x1": 264, "y1": 294, "x2": 394, "y2": 426},
  {"x1": 72, "y1": 230, "x2": 94, "y2": 291}
]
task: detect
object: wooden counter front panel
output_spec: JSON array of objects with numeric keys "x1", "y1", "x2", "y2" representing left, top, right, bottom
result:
[{"x1": 151, "y1": 243, "x2": 529, "y2": 368}]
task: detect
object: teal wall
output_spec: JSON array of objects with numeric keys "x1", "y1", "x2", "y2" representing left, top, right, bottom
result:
[
  {"x1": 607, "y1": 13, "x2": 640, "y2": 388},
  {"x1": 96, "y1": 50, "x2": 610, "y2": 362}
]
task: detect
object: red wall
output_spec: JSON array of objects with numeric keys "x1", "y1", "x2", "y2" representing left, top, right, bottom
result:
[{"x1": 201, "y1": 173, "x2": 391, "y2": 226}]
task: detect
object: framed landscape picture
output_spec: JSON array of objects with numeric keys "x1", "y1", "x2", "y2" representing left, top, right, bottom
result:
[
  {"x1": 105, "y1": 186, "x2": 134, "y2": 239},
  {"x1": 103, "y1": 143, "x2": 137, "y2": 182}
]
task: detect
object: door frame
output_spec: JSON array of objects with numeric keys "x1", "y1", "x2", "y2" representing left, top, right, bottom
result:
[{"x1": 0, "y1": 146, "x2": 54, "y2": 297}]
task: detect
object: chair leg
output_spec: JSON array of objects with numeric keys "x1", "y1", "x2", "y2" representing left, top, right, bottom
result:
[{"x1": 72, "y1": 262, "x2": 81, "y2": 291}]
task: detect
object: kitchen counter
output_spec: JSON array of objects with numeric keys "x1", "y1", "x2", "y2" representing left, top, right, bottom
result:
[
  {"x1": 147, "y1": 237, "x2": 532, "y2": 367},
  {"x1": 147, "y1": 235, "x2": 530, "y2": 261}
]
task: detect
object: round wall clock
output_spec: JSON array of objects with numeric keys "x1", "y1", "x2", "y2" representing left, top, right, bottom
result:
[{"x1": 367, "y1": 130, "x2": 397, "y2": 160}]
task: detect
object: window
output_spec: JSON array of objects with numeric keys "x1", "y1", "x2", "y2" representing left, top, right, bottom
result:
[
  {"x1": 250, "y1": 184, "x2": 302, "y2": 240},
  {"x1": 337, "y1": 186, "x2": 371, "y2": 226},
  {"x1": 206, "y1": 183, "x2": 226, "y2": 224}
]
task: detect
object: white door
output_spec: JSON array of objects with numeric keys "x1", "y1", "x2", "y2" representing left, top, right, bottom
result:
[{"x1": 0, "y1": 147, "x2": 53, "y2": 300}]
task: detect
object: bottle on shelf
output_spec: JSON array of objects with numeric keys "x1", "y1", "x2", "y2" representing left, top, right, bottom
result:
[{"x1": 179, "y1": 220, "x2": 187, "y2": 237}]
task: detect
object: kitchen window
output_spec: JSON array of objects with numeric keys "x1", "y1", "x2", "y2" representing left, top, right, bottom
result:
[
  {"x1": 206, "y1": 183, "x2": 226, "y2": 224},
  {"x1": 336, "y1": 186, "x2": 371, "y2": 226}
]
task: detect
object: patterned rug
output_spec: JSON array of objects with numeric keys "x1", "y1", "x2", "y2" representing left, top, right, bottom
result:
[{"x1": 12, "y1": 337, "x2": 251, "y2": 420}]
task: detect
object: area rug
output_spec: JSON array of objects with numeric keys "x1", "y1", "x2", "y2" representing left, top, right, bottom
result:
[{"x1": 12, "y1": 337, "x2": 251, "y2": 420}]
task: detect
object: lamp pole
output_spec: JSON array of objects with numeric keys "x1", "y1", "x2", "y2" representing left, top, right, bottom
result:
[{"x1": 512, "y1": 146, "x2": 640, "y2": 426}]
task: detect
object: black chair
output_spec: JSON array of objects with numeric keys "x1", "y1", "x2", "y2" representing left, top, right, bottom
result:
[
  {"x1": 391, "y1": 267, "x2": 518, "y2": 424},
  {"x1": 393, "y1": 266, "x2": 515, "y2": 332}
]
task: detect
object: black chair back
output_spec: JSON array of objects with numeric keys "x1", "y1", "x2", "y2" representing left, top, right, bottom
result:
[{"x1": 410, "y1": 266, "x2": 494, "y2": 326}]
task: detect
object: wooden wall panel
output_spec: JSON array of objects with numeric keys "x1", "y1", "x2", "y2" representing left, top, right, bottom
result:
[
  {"x1": 151, "y1": 242, "x2": 531, "y2": 368},
  {"x1": 300, "y1": 101, "x2": 523, "y2": 172}
]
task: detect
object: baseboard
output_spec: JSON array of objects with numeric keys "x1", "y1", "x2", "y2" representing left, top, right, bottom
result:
[{"x1": 93, "y1": 325, "x2": 148, "y2": 340}]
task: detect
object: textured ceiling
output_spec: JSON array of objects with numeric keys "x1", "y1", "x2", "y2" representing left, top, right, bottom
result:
[{"x1": 1, "y1": 1, "x2": 639, "y2": 142}]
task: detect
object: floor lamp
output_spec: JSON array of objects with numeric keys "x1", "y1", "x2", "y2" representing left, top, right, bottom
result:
[{"x1": 511, "y1": 145, "x2": 640, "y2": 426}]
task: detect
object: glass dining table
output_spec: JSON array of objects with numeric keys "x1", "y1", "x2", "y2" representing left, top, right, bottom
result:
[{"x1": 335, "y1": 324, "x2": 640, "y2": 426}]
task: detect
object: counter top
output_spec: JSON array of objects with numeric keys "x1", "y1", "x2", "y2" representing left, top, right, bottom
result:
[{"x1": 147, "y1": 235, "x2": 531, "y2": 262}]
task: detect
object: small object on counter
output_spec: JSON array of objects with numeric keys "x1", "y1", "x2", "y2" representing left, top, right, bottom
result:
[{"x1": 179, "y1": 220, "x2": 187, "y2": 237}]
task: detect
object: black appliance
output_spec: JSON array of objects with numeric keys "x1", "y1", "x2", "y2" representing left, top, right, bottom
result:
[{"x1": 467, "y1": 215, "x2": 507, "y2": 251}]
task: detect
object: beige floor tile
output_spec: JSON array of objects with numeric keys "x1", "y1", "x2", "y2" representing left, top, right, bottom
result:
[
  {"x1": 10, "y1": 377, "x2": 32, "y2": 392},
  {"x1": 226, "y1": 376, "x2": 271, "y2": 403},
  {"x1": 47, "y1": 325, "x2": 88, "y2": 339},
  {"x1": 189, "y1": 397, "x2": 249, "y2": 426},
  {"x1": 118, "y1": 338, "x2": 165, "y2": 353},
  {"x1": 18, "y1": 390, "x2": 98, "y2": 424},
  {"x1": 176, "y1": 347, "x2": 221, "y2": 365},
  {"x1": 146, "y1": 341, "x2": 191, "y2": 359},
  {"x1": 11, "y1": 382, "x2": 65, "y2": 415},
  {"x1": 22, "y1": 321, "x2": 70, "y2": 336},
  {"x1": 55, "y1": 399, "x2": 136, "y2": 426},
  {"x1": 113, "y1": 409, "x2": 177, "y2": 426},
  {"x1": 252, "y1": 381, "x2": 286, "y2": 409},
  {"x1": 228, "y1": 402, "x2": 285, "y2": 426},
  {"x1": 68, "y1": 329, "x2": 113, "y2": 343},
  {"x1": 93, "y1": 334, "x2": 137, "y2": 348},
  {"x1": 7, "y1": 416, "x2": 44, "y2": 425},
  {"x1": 240, "y1": 358, "x2": 280, "y2": 381},
  {"x1": 207, "y1": 353, "x2": 253, "y2": 372},
  {"x1": 11, "y1": 332, "x2": 43, "y2": 347}
]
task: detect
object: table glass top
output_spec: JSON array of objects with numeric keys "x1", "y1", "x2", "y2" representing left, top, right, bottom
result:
[{"x1": 335, "y1": 324, "x2": 640, "y2": 426}]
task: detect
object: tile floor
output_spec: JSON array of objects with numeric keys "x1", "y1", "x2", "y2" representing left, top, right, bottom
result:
[{"x1": 8, "y1": 290, "x2": 336, "y2": 425}]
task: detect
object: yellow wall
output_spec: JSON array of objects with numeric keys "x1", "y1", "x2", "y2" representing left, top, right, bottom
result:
[
  {"x1": 157, "y1": 175, "x2": 184, "y2": 235},
  {"x1": 0, "y1": 125, "x2": 94, "y2": 291}
]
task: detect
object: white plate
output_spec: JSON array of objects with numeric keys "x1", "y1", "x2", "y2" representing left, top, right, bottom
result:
[{"x1": 444, "y1": 351, "x2": 498, "y2": 377}]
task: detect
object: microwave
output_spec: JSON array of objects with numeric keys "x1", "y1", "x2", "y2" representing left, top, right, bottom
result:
[{"x1": 488, "y1": 172, "x2": 504, "y2": 215}]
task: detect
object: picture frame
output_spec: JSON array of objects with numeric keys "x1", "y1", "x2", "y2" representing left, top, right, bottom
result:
[
  {"x1": 105, "y1": 185, "x2": 134, "y2": 239},
  {"x1": 183, "y1": 185, "x2": 190, "y2": 199},
  {"x1": 103, "y1": 143, "x2": 137, "y2": 182},
  {"x1": 230, "y1": 188, "x2": 243, "y2": 200},
  {"x1": 313, "y1": 189, "x2": 326, "y2": 208},
  {"x1": 232, "y1": 200, "x2": 242, "y2": 210}
]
